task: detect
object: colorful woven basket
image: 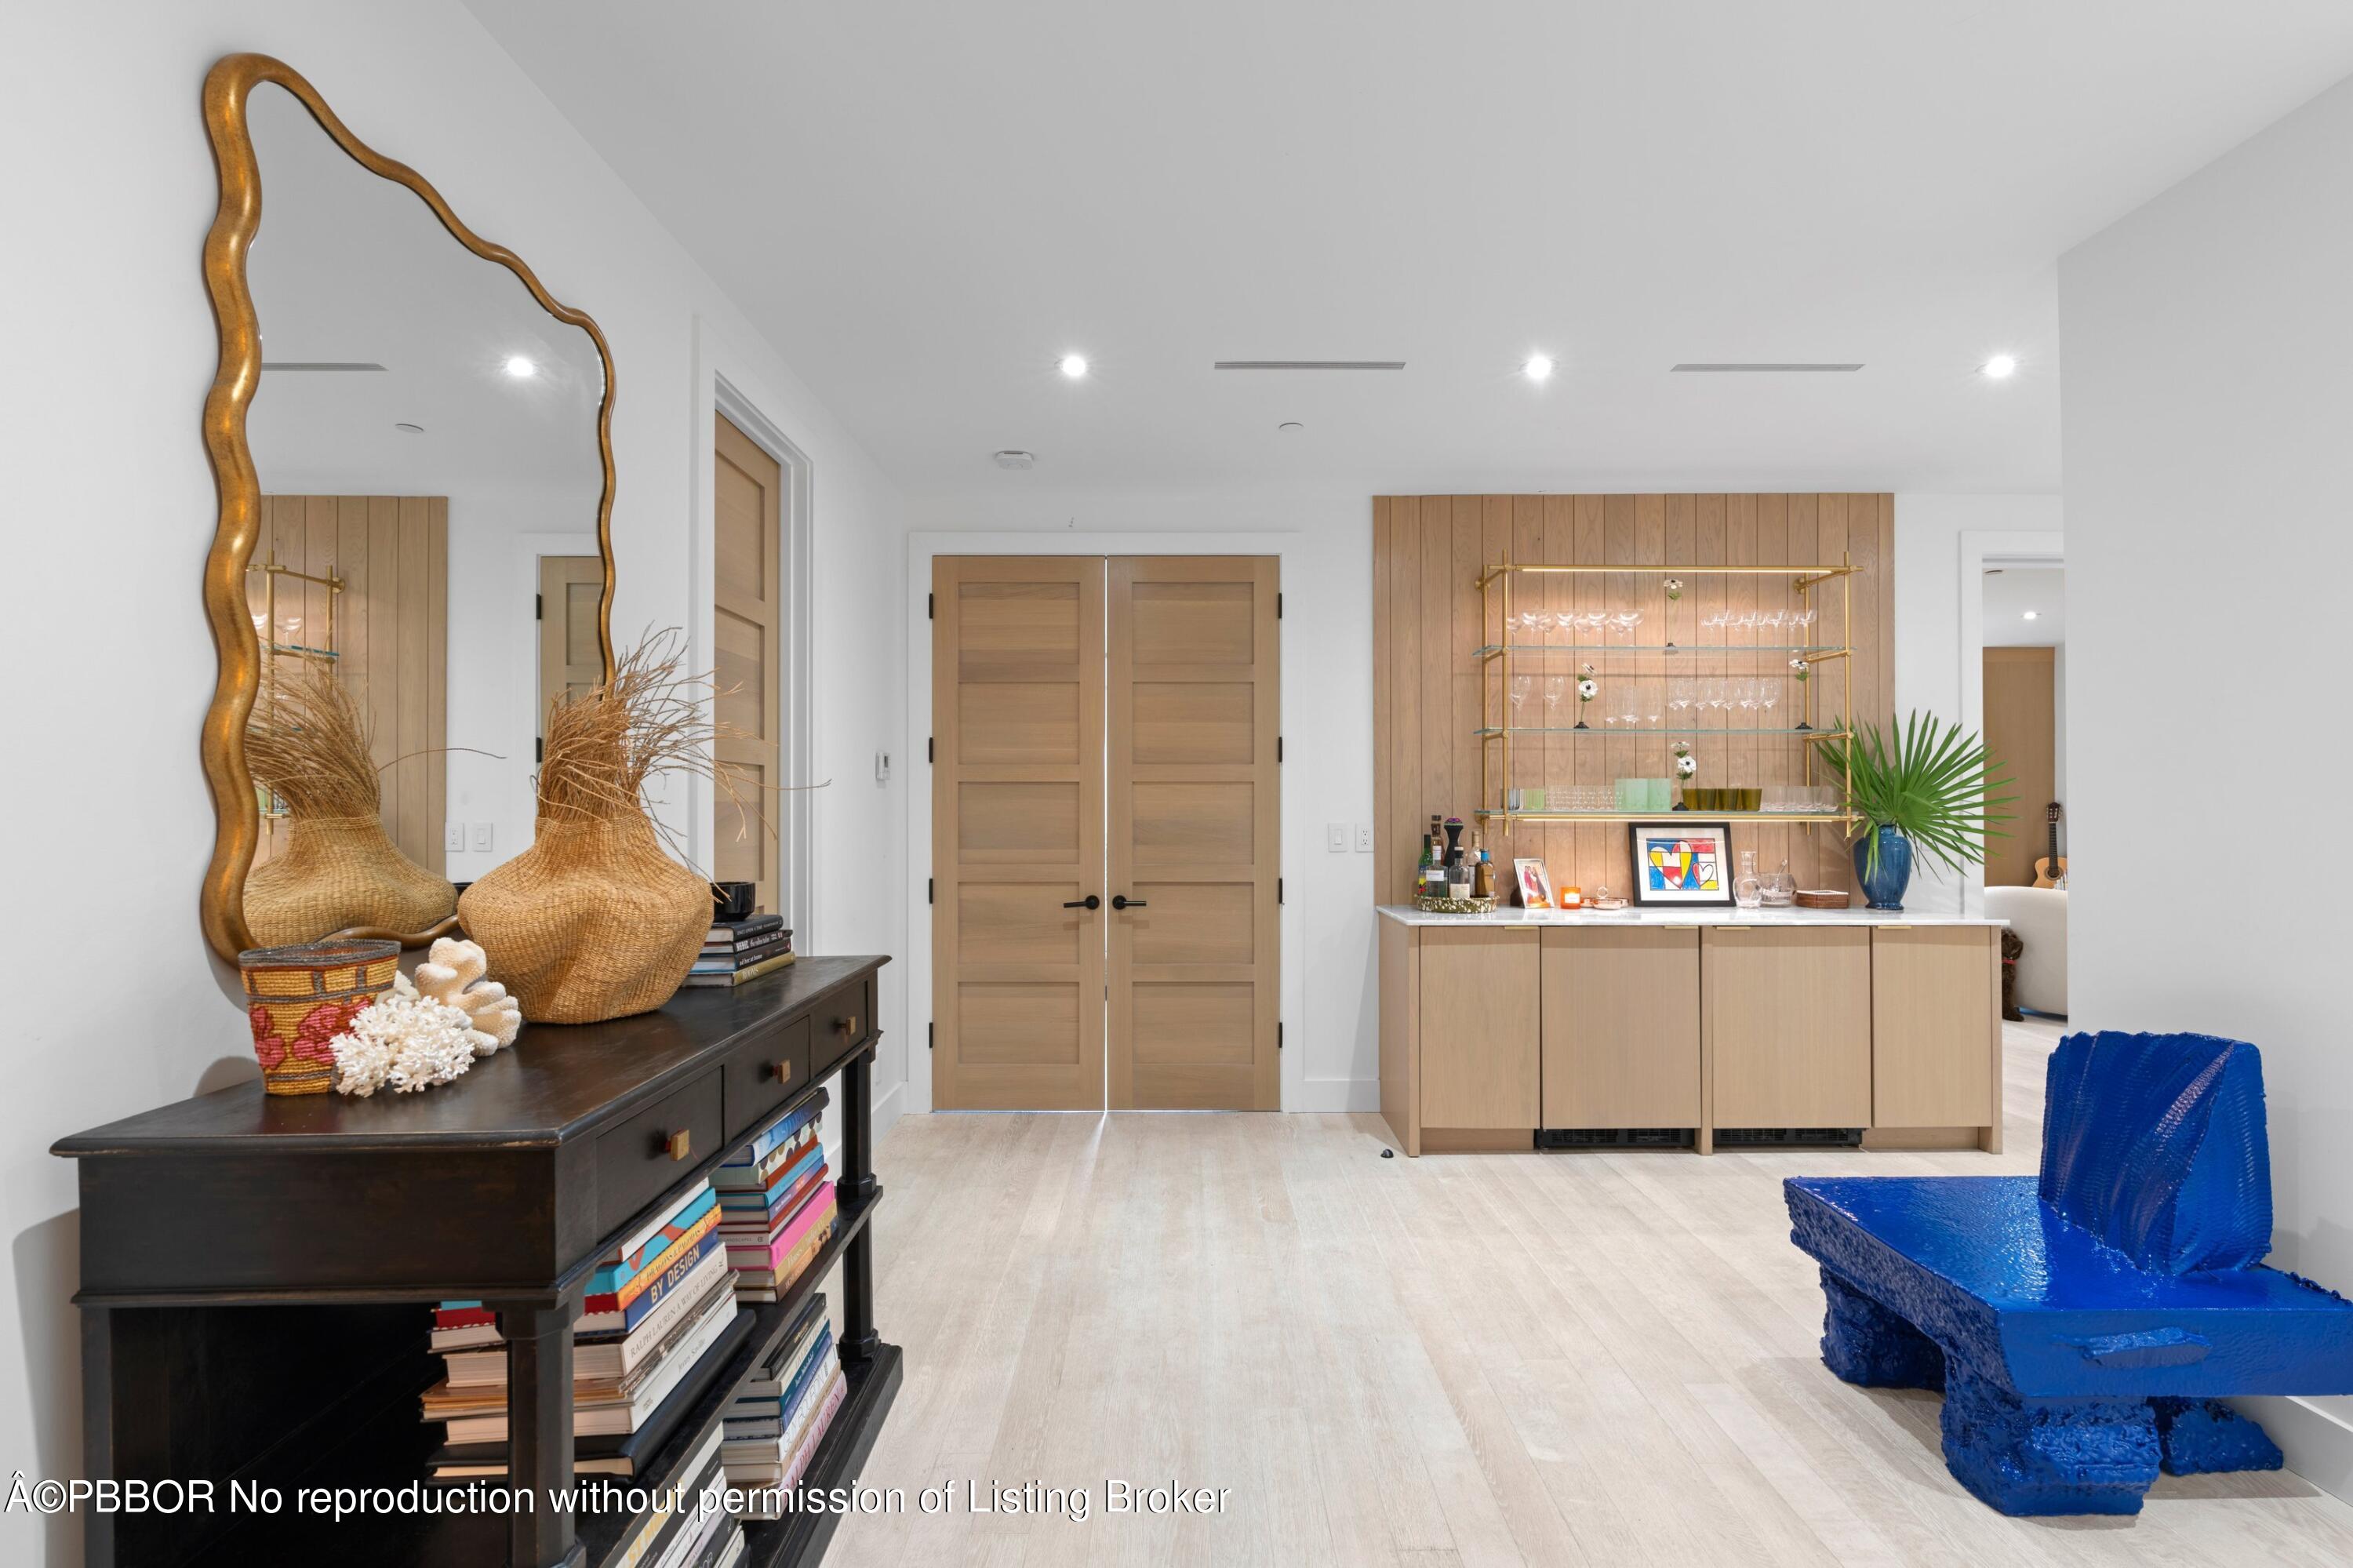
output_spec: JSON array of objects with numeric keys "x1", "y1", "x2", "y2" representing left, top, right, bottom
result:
[{"x1": 237, "y1": 939, "x2": 400, "y2": 1095}]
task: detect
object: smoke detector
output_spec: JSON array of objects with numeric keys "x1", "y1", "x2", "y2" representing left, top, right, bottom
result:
[{"x1": 992, "y1": 450, "x2": 1036, "y2": 470}]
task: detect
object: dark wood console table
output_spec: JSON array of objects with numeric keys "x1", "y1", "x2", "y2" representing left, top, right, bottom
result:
[{"x1": 54, "y1": 954, "x2": 898, "y2": 1568}]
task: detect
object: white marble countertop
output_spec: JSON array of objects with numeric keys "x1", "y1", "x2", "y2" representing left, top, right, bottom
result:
[{"x1": 1376, "y1": 903, "x2": 2004, "y2": 928}]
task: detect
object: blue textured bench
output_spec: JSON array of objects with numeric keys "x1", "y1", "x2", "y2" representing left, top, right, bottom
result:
[{"x1": 1785, "y1": 1031, "x2": 2353, "y2": 1515}]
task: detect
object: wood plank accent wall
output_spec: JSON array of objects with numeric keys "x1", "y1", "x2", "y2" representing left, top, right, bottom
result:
[
  {"x1": 254, "y1": 494, "x2": 448, "y2": 875},
  {"x1": 1372, "y1": 495, "x2": 1896, "y2": 904}
]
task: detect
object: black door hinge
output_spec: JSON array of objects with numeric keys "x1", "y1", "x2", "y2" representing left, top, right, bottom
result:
[
  {"x1": 535, "y1": 592, "x2": 543, "y2": 620},
  {"x1": 535, "y1": 737, "x2": 543, "y2": 763},
  {"x1": 1278, "y1": 878, "x2": 1285, "y2": 904},
  {"x1": 927, "y1": 878, "x2": 934, "y2": 905},
  {"x1": 1278, "y1": 1021, "x2": 1284, "y2": 1050},
  {"x1": 1276, "y1": 592, "x2": 1283, "y2": 619},
  {"x1": 1277, "y1": 735, "x2": 1283, "y2": 762},
  {"x1": 928, "y1": 591, "x2": 935, "y2": 620},
  {"x1": 927, "y1": 737, "x2": 934, "y2": 763},
  {"x1": 928, "y1": 1022, "x2": 934, "y2": 1051}
]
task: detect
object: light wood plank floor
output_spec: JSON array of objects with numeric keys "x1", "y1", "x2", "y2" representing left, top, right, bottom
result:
[{"x1": 831, "y1": 1020, "x2": 2353, "y2": 1566}]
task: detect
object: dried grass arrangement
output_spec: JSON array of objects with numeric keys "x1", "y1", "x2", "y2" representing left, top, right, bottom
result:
[
  {"x1": 457, "y1": 631, "x2": 734, "y2": 1024},
  {"x1": 242, "y1": 663, "x2": 457, "y2": 947}
]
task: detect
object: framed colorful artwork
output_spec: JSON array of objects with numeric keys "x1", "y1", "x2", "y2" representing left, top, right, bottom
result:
[
  {"x1": 1512, "y1": 858, "x2": 1555, "y2": 909},
  {"x1": 1627, "y1": 821, "x2": 1735, "y2": 908}
]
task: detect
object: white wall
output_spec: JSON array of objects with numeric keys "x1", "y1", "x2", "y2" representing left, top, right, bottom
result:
[
  {"x1": 0, "y1": 5, "x2": 904, "y2": 1559},
  {"x1": 2061, "y1": 68, "x2": 2353, "y2": 1501},
  {"x1": 903, "y1": 493, "x2": 1380, "y2": 1108},
  {"x1": 1891, "y1": 494, "x2": 2064, "y2": 913}
]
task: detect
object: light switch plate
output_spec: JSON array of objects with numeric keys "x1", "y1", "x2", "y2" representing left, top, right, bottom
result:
[
  {"x1": 446, "y1": 821, "x2": 466, "y2": 853},
  {"x1": 875, "y1": 749, "x2": 892, "y2": 783},
  {"x1": 1326, "y1": 821, "x2": 1348, "y2": 853},
  {"x1": 1355, "y1": 824, "x2": 1375, "y2": 853},
  {"x1": 471, "y1": 822, "x2": 493, "y2": 853}
]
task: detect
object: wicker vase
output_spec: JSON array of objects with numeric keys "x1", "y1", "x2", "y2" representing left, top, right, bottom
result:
[
  {"x1": 244, "y1": 813, "x2": 458, "y2": 948},
  {"x1": 456, "y1": 807, "x2": 708, "y2": 1024},
  {"x1": 238, "y1": 938, "x2": 401, "y2": 1095}
]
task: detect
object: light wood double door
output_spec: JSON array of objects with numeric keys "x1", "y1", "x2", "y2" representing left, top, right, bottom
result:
[{"x1": 933, "y1": 556, "x2": 1279, "y2": 1111}]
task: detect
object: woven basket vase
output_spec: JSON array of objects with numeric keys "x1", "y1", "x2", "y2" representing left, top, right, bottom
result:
[
  {"x1": 238, "y1": 938, "x2": 401, "y2": 1095},
  {"x1": 456, "y1": 807, "x2": 709, "y2": 1024},
  {"x1": 244, "y1": 813, "x2": 458, "y2": 948}
]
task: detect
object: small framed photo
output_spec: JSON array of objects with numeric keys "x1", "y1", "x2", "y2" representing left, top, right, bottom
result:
[
  {"x1": 1512, "y1": 857, "x2": 1555, "y2": 909},
  {"x1": 1627, "y1": 821, "x2": 1735, "y2": 908}
]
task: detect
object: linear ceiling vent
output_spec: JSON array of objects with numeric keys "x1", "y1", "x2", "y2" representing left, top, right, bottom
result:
[
  {"x1": 1213, "y1": 360, "x2": 1406, "y2": 371},
  {"x1": 1671, "y1": 362, "x2": 1862, "y2": 373},
  {"x1": 261, "y1": 362, "x2": 389, "y2": 372}
]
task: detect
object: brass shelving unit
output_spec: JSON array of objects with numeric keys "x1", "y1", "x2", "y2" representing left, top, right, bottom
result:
[
  {"x1": 1475, "y1": 558, "x2": 1862, "y2": 827},
  {"x1": 245, "y1": 553, "x2": 345, "y2": 835}
]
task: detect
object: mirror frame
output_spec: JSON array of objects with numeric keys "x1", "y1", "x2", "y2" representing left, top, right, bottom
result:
[{"x1": 198, "y1": 53, "x2": 618, "y2": 963}]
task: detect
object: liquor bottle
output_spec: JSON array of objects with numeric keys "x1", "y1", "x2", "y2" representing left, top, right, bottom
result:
[
  {"x1": 1417, "y1": 820, "x2": 1439, "y2": 897},
  {"x1": 1471, "y1": 834, "x2": 1496, "y2": 900}
]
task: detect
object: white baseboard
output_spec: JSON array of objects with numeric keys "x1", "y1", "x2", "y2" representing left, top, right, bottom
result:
[
  {"x1": 2235, "y1": 1394, "x2": 2353, "y2": 1506},
  {"x1": 1287, "y1": 1078, "x2": 1381, "y2": 1114},
  {"x1": 870, "y1": 1079, "x2": 905, "y2": 1144}
]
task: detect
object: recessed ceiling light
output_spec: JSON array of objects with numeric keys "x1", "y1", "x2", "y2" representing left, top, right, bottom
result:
[
  {"x1": 1523, "y1": 354, "x2": 1555, "y2": 383},
  {"x1": 1058, "y1": 354, "x2": 1088, "y2": 379},
  {"x1": 2023, "y1": 609, "x2": 2039, "y2": 620},
  {"x1": 1981, "y1": 354, "x2": 2018, "y2": 380},
  {"x1": 1278, "y1": 421, "x2": 1304, "y2": 432},
  {"x1": 992, "y1": 449, "x2": 1036, "y2": 470},
  {"x1": 394, "y1": 421, "x2": 424, "y2": 435},
  {"x1": 504, "y1": 355, "x2": 537, "y2": 378}
]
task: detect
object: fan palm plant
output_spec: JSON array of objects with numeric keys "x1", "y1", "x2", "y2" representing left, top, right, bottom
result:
[{"x1": 1814, "y1": 711, "x2": 2017, "y2": 884}]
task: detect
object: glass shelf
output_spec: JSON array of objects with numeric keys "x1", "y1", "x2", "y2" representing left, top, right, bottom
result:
[
  {"x1": 1475, "y1": 643, "x2": 1844, "y2": 658},
  {"x1": 1477, "y1": 726, "x2": 1849, "y2": 739},
  {"x1": 1477, "y1": 809, "x2": 1861, "y2": 824}
]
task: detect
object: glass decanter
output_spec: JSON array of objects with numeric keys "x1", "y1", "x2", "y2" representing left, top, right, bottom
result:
[{"x1": 1733, "y1": 849, "x2": 1765, "y2": 910}]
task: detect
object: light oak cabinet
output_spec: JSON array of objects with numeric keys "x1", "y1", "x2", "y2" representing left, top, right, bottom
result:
[
  {"x1": 1871, "y1": 926, "x2": 1999, "y2": 1138},
  {"x1": 1704, "y1": 927, "x2": 1872, "y2": 1133},
  {"x1": 1541, "y1": 928, "x2": 1700, "y2": 1129},
  {"x1": 1418, "y1": 927, "x2": 1540, "y2": 1136}
]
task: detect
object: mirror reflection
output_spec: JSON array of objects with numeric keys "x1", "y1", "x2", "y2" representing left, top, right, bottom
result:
[{"x1": 241, "y1": 82, "x2": 606, "y2": 948}]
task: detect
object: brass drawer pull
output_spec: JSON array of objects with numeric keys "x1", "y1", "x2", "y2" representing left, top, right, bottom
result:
[
  {"x1": 763, "y1": 1059, "x2": 795, "y2": 1083},
  {"x1": 837, "y1": 1015, "x2": 860, "y2": 1037},
  {"x1": 663, "y1": 1129, "x2": 692, "y2": 1162}
]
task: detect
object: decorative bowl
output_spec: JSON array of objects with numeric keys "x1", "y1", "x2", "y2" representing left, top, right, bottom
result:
[{"x1": 237, "y1": 938, "x2": 400, "y2": 1095}]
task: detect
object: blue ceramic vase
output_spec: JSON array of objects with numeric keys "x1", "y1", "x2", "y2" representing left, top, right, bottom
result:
[{"x1": 1854, "y1": 824, "x2": 1913, "y2": 910}]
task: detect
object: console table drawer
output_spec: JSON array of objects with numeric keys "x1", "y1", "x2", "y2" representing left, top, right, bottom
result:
[
  {"x1": 723, "y1": 1016, "x2": 812, "y2": 1139},
  {"x1": 596, "y1": 1070, "x2": 722, "y2": 1236},
  {"x1": 809, "y1": 977, "x2": 874, "y2": 1081}
]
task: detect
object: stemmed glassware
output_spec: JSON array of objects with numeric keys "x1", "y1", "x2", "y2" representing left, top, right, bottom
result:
[
  {"x1": 1510, "y1": 675, "x2": 1533, "y2": 718},
  {"x1": 1543, "y1": 676, "x2": 1566, "y2": 723}
]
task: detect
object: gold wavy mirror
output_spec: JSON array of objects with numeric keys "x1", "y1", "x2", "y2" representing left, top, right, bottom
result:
[{"x1": 199, "y1": 53, "x2": 616, "y2": 962}]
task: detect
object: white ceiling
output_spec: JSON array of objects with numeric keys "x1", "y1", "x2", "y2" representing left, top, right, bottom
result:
[
  {"x1": 462, "y1": 0, "x2": 2353, "y2": 498},
  {"x1": 1983, "y1": 566, "x2": 2064, "y2": 646}
]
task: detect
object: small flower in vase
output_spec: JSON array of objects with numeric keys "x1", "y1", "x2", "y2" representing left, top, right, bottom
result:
[
  {"x1": 1788, "y1": 657, "x2": 1811, "y2": 682},
  {"x1": 1664, "y1": 577, "x2": 1683, "y2": 602},
  {"x1": 1672, "y1": 740, "x2": 1697, "y2": 781},
  {"x1": 1574, "y1": 663, "x2": 1598, "y2": 729}
]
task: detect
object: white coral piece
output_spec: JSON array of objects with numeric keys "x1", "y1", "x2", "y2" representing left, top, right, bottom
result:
[
  {"x1": 330, "y1": 974, "x2": 479, "y2": 1097},
  {"x1": 416, "y1": 937, "x2": 522, "y2": 1057}
]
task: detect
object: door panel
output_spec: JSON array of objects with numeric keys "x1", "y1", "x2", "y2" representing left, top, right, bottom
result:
[
  {"x1": 1107, "y1": 556, "x2": 1280, "y2": 1109},
  {"x1": 713, "y1": 414, "x2": 782, "y2": 914},
  {"x1": 932, "y1": 558, "x2": 1105, "y2": 1110}
]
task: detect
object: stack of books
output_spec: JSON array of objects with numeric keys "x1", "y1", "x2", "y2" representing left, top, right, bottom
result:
[
  {"x1": 686, "y1": 915, "x2": 794, "y2": 988},
  {"x1": 716, "y1": 1093, "x2": 839, "y2": 1302},
  {"x1": 424, "y1": 1181, "x2": 747, "y2": 1479},
  {"x1": 721, "y1": 1292, "x2": 847, "y2": 1519},
  {"x1": 601, "y1": 1419, "x2": 744, "y2": 1568}
]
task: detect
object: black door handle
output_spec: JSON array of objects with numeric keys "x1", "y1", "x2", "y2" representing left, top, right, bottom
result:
[
  {"x1": 1111, "y1": 895, "x2": 1147, "y2": 910},
  {"x1": 1062, "y1": 895, "x2": 1100, "y2": 910}
]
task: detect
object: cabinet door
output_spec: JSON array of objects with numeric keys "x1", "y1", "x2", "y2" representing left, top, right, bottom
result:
[
  {"x1": 1872, "y1": 927, "x2": 1997, "y2": 1128},
  {"x1": 1419, "y1": 928, "x2": 1540, "y2": 1129},
  {"x1": 1542, "y1": 928, "x2": 1700, "y2": 1128},
  {"x1": 1704, "y1": 927, "x2": 1871, "y2": 1128}
]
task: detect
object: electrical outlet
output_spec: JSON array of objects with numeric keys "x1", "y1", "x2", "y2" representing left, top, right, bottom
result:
[
  {"x1": 446, "y1": 821, "x2": 466, "y2": 853},
  {"x1": 1326, "y1": 821, "x2": 1348, "y2": 853},
  {"x1": 1355, "y1": 824, "x2": 1375, "y2": 853},
  {"x1": 471, "y1": 822, "x2": 493, "y2": 853}
]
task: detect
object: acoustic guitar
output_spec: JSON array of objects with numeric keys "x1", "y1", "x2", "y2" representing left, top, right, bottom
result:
[{"x1": 2032, "y1": 801, "x2": 2067, "y2": 888}]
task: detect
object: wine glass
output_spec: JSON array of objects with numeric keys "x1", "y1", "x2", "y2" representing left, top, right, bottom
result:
[
  {"x1": 1543, "y1": 676, "x2": 1566, "y2": 719},
  {"x1": 1510, "y1": 675, "x2": 1533, "y2": 717}
]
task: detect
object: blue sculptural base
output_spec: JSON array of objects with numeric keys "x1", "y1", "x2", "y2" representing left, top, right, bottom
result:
[{"x1": 1817, "y1": 1266, "x2": 2283, "y2": 1515}]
